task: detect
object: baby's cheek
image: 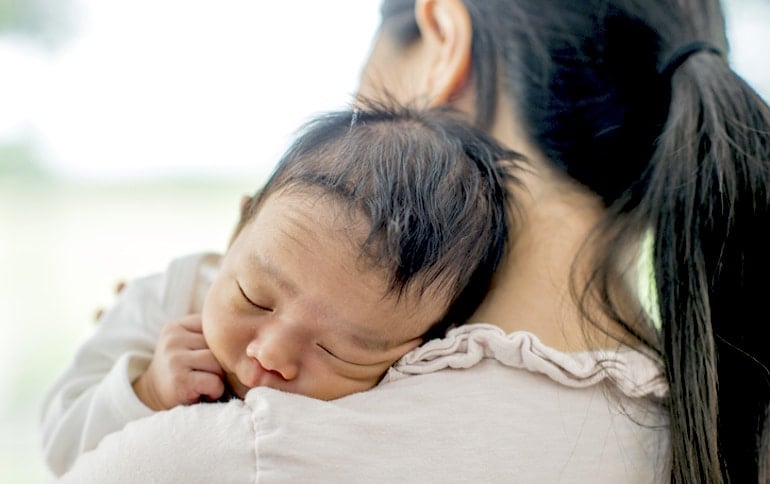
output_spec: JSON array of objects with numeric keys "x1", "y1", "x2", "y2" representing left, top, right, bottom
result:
[
  {"x1": 200, "y1": 284, "x2": 222, "y2": 330},
  {"x1": 200, "y1": 299, "x2": 233, "y2": 353},
  {"x1": 336, "y1": 374, "x2": 385, "y2": 399},
  {"x1": 199, "y1": 302, "x2": 219, "y2": 341},
  {"x1": 339, "y1": 368, "x2": 390, "y2": 397},
  {"x1": 305, "y1": 377, "x2": 364, "y2": 401},
  {"x1": 199, "y1": 314, "x2": 219, "y2": 355},
  {"x1": 202, "y1": 289, "x2": 242, "y2": 333}
]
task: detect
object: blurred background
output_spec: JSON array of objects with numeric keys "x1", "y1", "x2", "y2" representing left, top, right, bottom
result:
[{"x1": 0, "y1": 0, "x2": 767, "y2": 482}]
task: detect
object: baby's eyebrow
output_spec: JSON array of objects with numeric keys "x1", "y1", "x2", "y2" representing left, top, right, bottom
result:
[{"x1": 248, "y1": 252, "x2": 298, "y2": 296}]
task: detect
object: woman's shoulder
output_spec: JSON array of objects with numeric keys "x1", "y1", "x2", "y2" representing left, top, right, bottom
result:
[
  {"x1": 384, "y1": 322, "x2": 668, "y2": 399},
  {"x1": 240, "y1": 325, "x2": 670, "y2": 483},
  {"x1": 57, "y1": 398, "x2": 256, "y2": 484}
]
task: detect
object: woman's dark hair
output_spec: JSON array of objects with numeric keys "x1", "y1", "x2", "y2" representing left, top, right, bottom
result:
[
  {"x1": 238, "y1": 102, "x2": 521, "y2": 337},
  {"x1": 381, "y1": 0, "x2": 770, "y2": 482}
]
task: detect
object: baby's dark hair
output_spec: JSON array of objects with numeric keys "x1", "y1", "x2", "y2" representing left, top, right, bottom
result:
[{"x1": 238, "y1": 102, "x2": 522, "y2": 337}]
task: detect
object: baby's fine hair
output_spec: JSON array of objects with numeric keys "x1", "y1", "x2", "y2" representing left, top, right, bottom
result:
[{"x1": 240, "y1": 102, "x2": 522, "y2": 336}]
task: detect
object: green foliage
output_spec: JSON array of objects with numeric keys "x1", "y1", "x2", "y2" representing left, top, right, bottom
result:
[
  {"x1": 0, "y1": 0, "x2": 75, "y2": 47},
  {"x1": 0, "y1": 140, "x2": 49, "y2": 180}
]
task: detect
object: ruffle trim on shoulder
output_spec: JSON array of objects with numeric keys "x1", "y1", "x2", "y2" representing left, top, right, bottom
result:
[{"x1": 383, "y1": 323, "x2": 667, "y2": 399}]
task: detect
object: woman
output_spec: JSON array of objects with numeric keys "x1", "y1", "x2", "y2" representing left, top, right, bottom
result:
[
  {"x1": 56, "y1": 0, "x2": 770, "y2": 482},
  {"x1": 362, "y1": 0, "x2": 770, "y2": 481}
]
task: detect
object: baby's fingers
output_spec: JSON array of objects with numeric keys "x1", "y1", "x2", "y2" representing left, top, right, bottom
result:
[
  {"x1": 188, "y1": 349, "x2": 224, "y2": 376},
  {"x1": 177, "y1": 314, "x2": 204, "y2": 333},
  {"x1": 189, "y1": 370, "x2": 226, "y2": 402}
]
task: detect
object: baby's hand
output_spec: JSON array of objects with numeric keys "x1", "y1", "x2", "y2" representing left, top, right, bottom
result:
[{"x1": 132, "y1": 314, "x2": 225, "y2": 411}]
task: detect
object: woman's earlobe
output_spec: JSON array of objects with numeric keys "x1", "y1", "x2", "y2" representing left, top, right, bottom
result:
[
  {"x1": 414, "y1": 0, "x2": 472, "y2": 106},
  {"x1": 240, "y1": 195, "x2": 252, "y2": 214}
]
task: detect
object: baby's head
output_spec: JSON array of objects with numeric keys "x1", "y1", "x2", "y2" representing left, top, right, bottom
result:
[{"x1": 203, "y1": 103, "x2": 521, "y2": 400}]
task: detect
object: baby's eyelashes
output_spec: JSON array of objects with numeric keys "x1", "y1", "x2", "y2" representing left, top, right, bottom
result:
[{"x1": 237, "y1": 282, "x2": 274, "y2": 312}]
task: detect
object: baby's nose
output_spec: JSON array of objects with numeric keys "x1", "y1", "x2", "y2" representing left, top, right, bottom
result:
[{"x1": 246, "y1": 333, "x2": 300, "y2": 381}]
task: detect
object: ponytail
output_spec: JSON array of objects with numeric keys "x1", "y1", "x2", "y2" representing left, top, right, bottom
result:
[{"x1": 645, "y1": 53, "x2": 770, "y2": 483}]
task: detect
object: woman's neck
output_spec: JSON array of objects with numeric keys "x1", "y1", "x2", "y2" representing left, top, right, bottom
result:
[
  {"x1": 470, "y1": 169, "x2": 609, "y2": 351},
  {"x1": 470, "y1": 101, "x2": 627, "y2": 351}
]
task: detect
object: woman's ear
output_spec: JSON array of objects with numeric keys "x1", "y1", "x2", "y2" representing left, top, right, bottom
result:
[
  {"x1": 414, "y1": 0, "x2": 472, "y2": 106},
  {"x1": 240, "y1": 195, "x2": 252, "y2": 214}
]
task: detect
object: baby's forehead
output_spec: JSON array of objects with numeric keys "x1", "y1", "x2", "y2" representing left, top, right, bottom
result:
[
  {"x1": 250, "y1": 188, "x2": 383, "y2": 278},
  {"x1": 258, "y1": 184, "x2": 371, "y2": 244}
]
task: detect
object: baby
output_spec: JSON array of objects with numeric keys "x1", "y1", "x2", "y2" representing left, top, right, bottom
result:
[{"x1": 41, "y1": 102, "x2": 521, "y2": 474}]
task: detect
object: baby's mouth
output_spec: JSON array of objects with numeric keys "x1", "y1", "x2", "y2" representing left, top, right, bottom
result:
[{"x1": 229, "y1": 358, "x2": 290, "y2": 398}]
